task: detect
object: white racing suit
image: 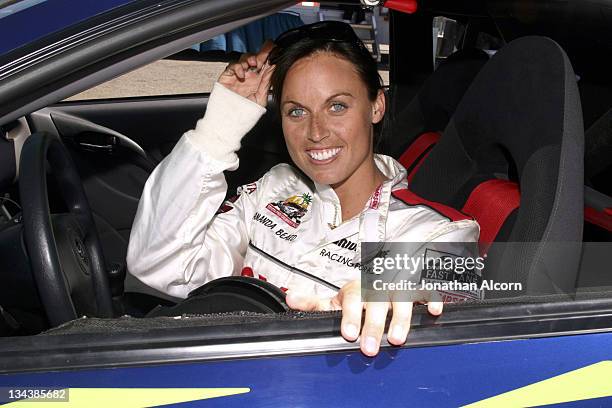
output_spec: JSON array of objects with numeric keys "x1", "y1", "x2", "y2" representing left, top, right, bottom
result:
[{"x1": 127, "y1": 83, "x2": 480, "y2": 300}]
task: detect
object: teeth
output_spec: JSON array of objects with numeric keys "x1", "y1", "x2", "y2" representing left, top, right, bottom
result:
[{"x1": 308, "y1": 148, "x2": 341, "y2": 161}]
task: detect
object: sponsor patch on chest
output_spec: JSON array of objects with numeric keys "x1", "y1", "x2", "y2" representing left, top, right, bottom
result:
[
  {"x1": 265, "y1": 193, "x2": 312, "y2": 228},
  {"x1": 319, "y1": 248, "x2": 361, "y2": 269}
]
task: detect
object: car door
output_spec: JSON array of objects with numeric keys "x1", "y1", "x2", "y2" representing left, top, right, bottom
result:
[
  {"x1": 25, "y1": 54, "x2": 289, "y2": 296},
  {"x1": 2, "y1": 298, "x2": 612, "y2": 407}
]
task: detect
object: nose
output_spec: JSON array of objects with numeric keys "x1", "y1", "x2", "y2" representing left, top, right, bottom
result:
[{"x1": 307, "y1": 114, "x2": 329, "y2": 143}]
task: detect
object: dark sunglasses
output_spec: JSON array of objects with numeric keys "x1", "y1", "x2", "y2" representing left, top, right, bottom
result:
[{"x1": 270, "y1": 21, "x2": 369, "y2": 61}]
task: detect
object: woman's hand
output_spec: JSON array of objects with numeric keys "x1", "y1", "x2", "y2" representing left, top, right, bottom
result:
[
  {"x1": 218, "y1": 40, "x2": 276, "y2": 107},
  {"x1": 286, "y1": 280, "x2": 443, "y2": 357}
]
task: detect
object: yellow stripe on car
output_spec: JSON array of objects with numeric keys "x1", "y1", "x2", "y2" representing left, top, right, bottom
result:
[
  {"x1": 464, "y1": 361, "x2": 612, "y2": 407},
  {"x1": 5, "y1": 387, "x2": 250, "y2": 407}
]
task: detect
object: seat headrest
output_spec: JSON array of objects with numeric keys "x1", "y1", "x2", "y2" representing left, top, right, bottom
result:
[
  {"x1": 387, "y1": 48, "x2": 489, "y2": 158},
  {"x1": 413, "y1": 36, "x2": 583, "y2": 212}
]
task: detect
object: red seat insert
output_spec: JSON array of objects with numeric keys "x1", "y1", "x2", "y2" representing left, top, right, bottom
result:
[
  {"x1": 461, "y1": 179, "x2": 521, "y2": 253},
  {"x1": 398, "y1": 132, "x2": 441, "y2": 182},
  {"x1": 585, "y1": 207, "x2": 612, "y2": 231}
]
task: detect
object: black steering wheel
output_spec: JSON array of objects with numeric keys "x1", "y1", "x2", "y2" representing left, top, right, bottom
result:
[
  {"x1": 19, "y1": 132, "x2": 114, "y2": 326},
  {"x1": 146, "y1": 276, "x2": 289, "y2": 317}
]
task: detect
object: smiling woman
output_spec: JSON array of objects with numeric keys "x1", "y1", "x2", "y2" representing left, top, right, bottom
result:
[
  {"x1": 271, "y1": 40, "x2": 386, "y2": 221},
  {"x1": 2, "y1": 0, "x2": 612, "y2": 403},
  {"x1": 126, "y1": 21, "x2": 480, "y2": 357}
]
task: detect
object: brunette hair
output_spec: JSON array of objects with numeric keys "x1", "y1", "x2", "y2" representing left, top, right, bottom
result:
[{"x1": 269, "y1": 37, "x2": 386, "y2": 148}]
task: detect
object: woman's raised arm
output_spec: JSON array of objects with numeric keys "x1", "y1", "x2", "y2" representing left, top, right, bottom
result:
[{"x1": 126, "y1": 43, "x2": 275, "y2": 298}]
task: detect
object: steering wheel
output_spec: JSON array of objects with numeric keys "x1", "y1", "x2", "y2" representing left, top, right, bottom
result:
[
  {"x1": 19, "y1": 132, "x2": 114, "y2": 326},
  {"x1": 146, "y1": 276, "x2": 289, "y2": 317}
]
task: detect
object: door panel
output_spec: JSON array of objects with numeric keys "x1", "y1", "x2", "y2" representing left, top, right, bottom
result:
[
  {"x1": 27, "y1": 94, "x2": 288, "y2": 295},
  {"x1": 2, "y1": 332, "x2": 612, "y2": 406}
]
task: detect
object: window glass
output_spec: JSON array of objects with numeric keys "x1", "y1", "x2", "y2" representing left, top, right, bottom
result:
[
  {"x1": 64, "y1": 59, "x2": 228, "y2": 101},
  {"x1": 67, "y1": 4, "x2": 390, "y2": 101},
  {"x1": 0, "y1": 0, "x2": 48, "y2": 20},
  {"x1": 432, "y1": 16, "x2": 466, "y2": 69}
]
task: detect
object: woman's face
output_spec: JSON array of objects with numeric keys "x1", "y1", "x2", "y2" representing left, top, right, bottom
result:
[{"x1": 280, "y1": 52, "x2": 385, "y2": 188}]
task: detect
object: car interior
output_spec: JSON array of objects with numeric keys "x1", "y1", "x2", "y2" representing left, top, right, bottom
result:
[{"x1": 0, "y1": 0, "x2": 611, "y2": 341}]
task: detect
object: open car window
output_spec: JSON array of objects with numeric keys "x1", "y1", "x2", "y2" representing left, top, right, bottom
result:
[
  {"x1": 0, "y1": 5, "x2": 611, "y2": 407},
  {"x1": 65, "y1": 4, "x2": 391, "y2": 101}
]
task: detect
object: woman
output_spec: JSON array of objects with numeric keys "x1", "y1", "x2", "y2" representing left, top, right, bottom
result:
[{"x1": 127, "y1": 21, "x2": 479, "y2": 356}]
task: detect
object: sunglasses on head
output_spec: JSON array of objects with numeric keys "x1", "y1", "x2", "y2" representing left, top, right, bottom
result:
[{"x1": 270, "y1": 21, "x2": 369, "y2": 60}]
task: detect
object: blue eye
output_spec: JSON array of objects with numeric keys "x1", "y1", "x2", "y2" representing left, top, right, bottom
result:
[
  {"x1": 288, "y1": 108, "x2": 305, "y2": 117},
  {"x1": 330, "y1": 103, "x2": 346, "y2": 113}
]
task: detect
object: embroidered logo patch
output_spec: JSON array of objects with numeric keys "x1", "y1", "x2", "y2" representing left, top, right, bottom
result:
[
  {"x1": 240, "y1": 182, "x2": 257, "y2": 195},
  {"x1": 216, "y1": 195, "x2": 239, "y2": 214},
  {"x1": 369, "y1": 185, "x2": 383, "y2": 209},
  {"x1": 266, "y1": 193, "x2": 312, "y2": 228}
]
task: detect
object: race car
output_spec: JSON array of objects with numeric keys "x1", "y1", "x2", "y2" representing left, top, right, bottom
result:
[{"x1": 0, "y1": 0, "x2": 611, "y2": 406}]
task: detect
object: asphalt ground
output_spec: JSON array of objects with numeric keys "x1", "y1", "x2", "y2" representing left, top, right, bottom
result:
[{"x1": 66, "y1": 60, "x2": 229, "y2": 101}]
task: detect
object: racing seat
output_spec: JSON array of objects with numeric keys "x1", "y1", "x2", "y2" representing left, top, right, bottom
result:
[
  {"x1": 584, "y1": 107, "x2": 612, "y2": 240},
  {"x1": 386, "y1": 48, "x2": 489, "y2": 180},
  {"x1": 405, "y1": 36, "x2": 584, "y2": 296}
]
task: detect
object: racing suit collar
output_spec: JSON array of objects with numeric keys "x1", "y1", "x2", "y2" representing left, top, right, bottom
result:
[
  {"x1": 313, "y1": 154, "x2": 407, "y2": 205},
  {"x1": 312, "y1": 154, "x2": 408, "y2": 245},
  {"x1": 374, "y1": 154, "x2": 408, "y2": 192},
  {"x1": 358, "y1": 154, "x2": 407, "y2": 244}
]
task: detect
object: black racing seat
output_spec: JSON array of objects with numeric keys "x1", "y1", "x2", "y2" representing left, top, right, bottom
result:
[
  {"x1": 407, "y1": 36, "x2": 584, "y2": 296},
  {"x1": 386, "y1": 48, "x2": 489, "y2": 166},
  {"x1": 585, "y1": 106, "x2": 612, "y2": 195},
  {"x1": 395, "y1": 64, "x2": 612, "y2": 242},
  {"x1": 584, "y1": 107, "x2": 612, "y2": 240}
]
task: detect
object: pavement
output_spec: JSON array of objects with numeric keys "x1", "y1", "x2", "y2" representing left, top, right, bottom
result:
[{"x1": 67, "y1": 59, "x2": 390, "y2": 101}]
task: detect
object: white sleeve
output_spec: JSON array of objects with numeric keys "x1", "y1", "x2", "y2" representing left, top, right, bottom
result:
[{"x1": 126, "y1": 83, "x2": 267, "y2": 299}]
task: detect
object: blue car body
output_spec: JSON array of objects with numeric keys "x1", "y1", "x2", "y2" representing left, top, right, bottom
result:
[
  {"x1": 0, "y1": 0, "x2": 137, "y2": 56},
  {"x1": 1, "y1": 1, "x2": 611, "y2": 407},
  {"x1": 3, "y1": 333, "x2": 612, "y2": 407}
]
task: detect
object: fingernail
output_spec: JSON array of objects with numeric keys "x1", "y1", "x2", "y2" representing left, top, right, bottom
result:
[
  {"x1": 364, "y1": 336, "x2": 378, "y2": 354},
  {"x1": 390, "y1": 325, "x2": 404, "y2": 342},
  {"x1": 430, "y1": 303, "x2": 442, "y2": 314},
  {"x1": 344, "y1": 324, "x2": 358, "y2": 339},
  {"x1": 286, "y1": 291, "x2": 297, "y2": 300}
]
